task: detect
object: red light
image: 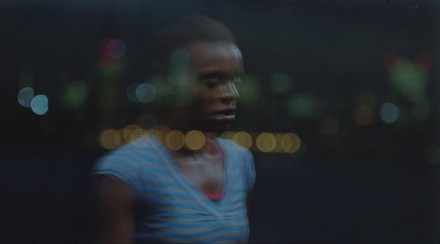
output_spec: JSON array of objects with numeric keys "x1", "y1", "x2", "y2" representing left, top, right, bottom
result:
[{"x1": 415, "y1": 52, "x2": 432, "y2": 71}]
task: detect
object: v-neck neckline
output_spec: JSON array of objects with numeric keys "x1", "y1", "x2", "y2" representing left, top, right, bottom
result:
[{"x1": 148, "y1": 133, "x2": 229, "y2": 216}]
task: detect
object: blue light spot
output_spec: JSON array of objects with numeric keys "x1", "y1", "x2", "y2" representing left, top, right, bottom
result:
[
  {"x1": 135, "y1": 83, "x2": 156, "y2": 103},
  {"x1": 380, "y1": 102, "x2": 399, "y2": 123},
  {"x1": 31, "y1": 95, "x2": 49, "y2": 115},
  {"x1": 17, "y1": 87, "x2": 34, "y2": 107}
]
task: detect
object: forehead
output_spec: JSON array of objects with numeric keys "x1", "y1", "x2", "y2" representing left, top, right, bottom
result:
[{"x1": 185, "y1": 42, "x2": 243, "y2": 74}]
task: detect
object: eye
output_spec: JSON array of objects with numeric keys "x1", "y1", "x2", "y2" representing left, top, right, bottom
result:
[{"x1": 200, "y1": 78, "x2": 221, "y2": 89}]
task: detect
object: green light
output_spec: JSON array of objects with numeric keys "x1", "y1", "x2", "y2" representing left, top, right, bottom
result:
[
  {"x1": 389, "y1": 59, "x2": 428, "y2": 102},
  {"x1": 285, "y1": 93, "x2": 321, "y2": 118},
  {"x1": 238, "y1": 75, "x2": 260, "y2": 108},
  {"x1": 269, "y1": 73, "x2": 293, "y2": 94},
  {"x1": 63, "y1": 81, "x2": 88, "y2": 108}
]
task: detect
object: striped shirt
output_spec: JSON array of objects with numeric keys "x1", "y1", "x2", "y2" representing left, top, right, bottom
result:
[{"x1": 93, "y1": 133, "x2": 256, "y2": 243}]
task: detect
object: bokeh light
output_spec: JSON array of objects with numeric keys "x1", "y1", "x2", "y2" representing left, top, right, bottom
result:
[
  {"x1": 273, "y1": 133, "x2": 283, "y2": 153},
  {"x1": 281, "y1": 133, "x2": 301, "y2": 153},
  {"x1": 30, "y1": 94, "x2": 49, "y2": 115},
  {"x1": 256, "y1": 132, "x2": 276, "y2": 153},
  {"x1": 100, "y1": 129, "x2": 121, "y2": 149},
  {"x1": 98, "y1": 127, "x2": 304, "y2": 155},
  {"x1": 269, "y1": 73, "x2": 293, "y2": 94},
  {"x1": 185, "y1": 130, "x2": 206, "y2": 150},
  {"x1": 389, "y1": 58, "x2": 428, "y2": 102},
  {"x1": 285, "y1": 93, "x2": 320, "y2": 118},
  {"x1": 130, "y1": 128, "x2": 146, "y2": 141},
  {"x1": 415, "y1": 52, "x2": 432, "y2": 71},
  {"x1": 232, "y1": 131, "x2": 252, "y2": 149},
  {"x1": 121, "y1": 124, "x2": 141, "y2": 142},
  {"x1": 165, "y1": 130, "x2": 185, "y2": 150},
  {"x1": 238, "y1": 75, "x2": 260, "y2": 108},
  {"x1": 135, "y1": 82, "x2": 156, "y2": 103},
  {"x1": 17, "y1": 87, "x2": 34, "y2": 107},
  {"x1": 151, "y1": 124, "x2": 170, "y2": 143},
  {"x1": 63, "y1": 81, "x2": 88, "y2": 108},
  {"x1": 99, "y1": 38, "x2": 127, "y2": 59},
  {"x1": 380, "y1": 102, "x2": 400, "y2": 124}
]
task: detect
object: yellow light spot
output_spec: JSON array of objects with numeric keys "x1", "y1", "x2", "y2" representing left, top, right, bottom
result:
[
  {"x1": 130, "y1": 128, "x2": 146, "y2": 141},
  {"x1": 220, "y1": 131, "x2": 234, "y2": 140},
  {"x1": 165, "y1": 130, "x2": 185, "y2": 150},
  {"x1": 256, "y1": 132, "x2": 276, "y2": 153},
  {"x1": 100, "y1": 129, "x2": 121, "y2": 149},
  {"x1": 232, "y1": 131, "x2": 252, "y2": 149},
  {"x1": 281, "y1": 133, "x2": 301, "y2": 153},
  {"x1": 151, "y1": 124, "x2": 169, "y2": 143},
  {"x1": 185, "y1": 130, "x2": 206, "y2": 151},
  {"x1": 273, "y1": 133, "x2": 283, "y2": 153},
  {"x1": 121, "y1": 124, "x2": 141, "y2": 141}
]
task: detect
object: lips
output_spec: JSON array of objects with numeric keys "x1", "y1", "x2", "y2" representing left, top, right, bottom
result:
[{"x1": 208, "y1": 108, "x2": 237, "y2": 122}]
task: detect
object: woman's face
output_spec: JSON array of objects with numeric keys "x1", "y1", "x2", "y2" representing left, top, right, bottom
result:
[{"x1": 184, "y1": 42, "x2": 244, "y2": 133}]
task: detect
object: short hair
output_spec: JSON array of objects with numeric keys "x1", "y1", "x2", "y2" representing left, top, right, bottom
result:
[{"x1": 152, "y1": 15, "x2": 236, "y2": 74}]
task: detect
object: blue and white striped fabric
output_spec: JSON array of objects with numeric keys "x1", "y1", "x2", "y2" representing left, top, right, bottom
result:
[{"x1": 93, "y1": 133, "x2": 255, "y2": 243}]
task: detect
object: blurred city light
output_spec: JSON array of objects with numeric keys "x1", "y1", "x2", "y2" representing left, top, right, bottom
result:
[
  {"x1": 415, "y1": 52, "x2": 432, "y2": 71},
  {"x1": 232, "y1": 131, "x2": 252, "y2": 149},
  {"x1": 99, "y1": 125, "x2": 303, "y2": 156},
  {"x1": 17, "y1": 87, "x2": 34, "y2": 107},
  {"x1": 256, "y1": 132, "x2": 277, "y2": 153},
  {"x1": 62, "y1": 81, "x2": 88, "y2": 108},
  {"x1": 380, "y1": 102, "x2": 400, "y2": 124},
  {"x1": 269, "y1": 72, "x2": 293, "y2": 94},
  {"x1": 281, "y1": 133, "x2": 301, "y2": 153},
  {"x1": 389, "y1": 58, "x2": 428, "y2": 102},
  {"x1": 99, "y1": 38, "x2": 127, "y2": 59},
  {"x1": 100, "y1": 129, "x2": 121, "y2": 149},
  {"x1": 30, "y1": 94, "x2": 49, "y2": 115},
  {"x1": 238, "y1": 75, "x2": 260, "y2": 108},
  {"x1": 165, "y1": 130, "x2": 185, "y2": 150},
  {"x1": 135, "y1": 82, "x2": 156, "y2": 103},
  {"x1": 285, "y1": 93, "x2": 320, "y2": 118},
  {"x1": 185, "y1": 130, "x2": 206, "y2": 150}
]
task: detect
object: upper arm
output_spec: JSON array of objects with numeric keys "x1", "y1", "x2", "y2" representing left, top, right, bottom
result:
[{"x1": 96, "y1": 175, "x2": 136, "y2": 244}]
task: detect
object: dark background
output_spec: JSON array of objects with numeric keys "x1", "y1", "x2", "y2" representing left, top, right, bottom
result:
[{"x1": 1, "y1": 0, "x2": 440, "y2": 243}]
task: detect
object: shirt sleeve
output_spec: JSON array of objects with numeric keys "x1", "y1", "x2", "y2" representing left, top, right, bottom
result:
[{"x1": 92, "y1": 149, "x2": 143, "y2": 198}]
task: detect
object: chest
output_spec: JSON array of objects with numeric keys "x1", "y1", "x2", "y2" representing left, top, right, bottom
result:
[{"x1": 172, "y1": 151, "x2": 225, "y2": 195}]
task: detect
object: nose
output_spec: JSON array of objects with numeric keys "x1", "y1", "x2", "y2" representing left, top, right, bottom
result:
[{"x1": 219, "y1": 80, "x2": 240, "y2": 104}]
